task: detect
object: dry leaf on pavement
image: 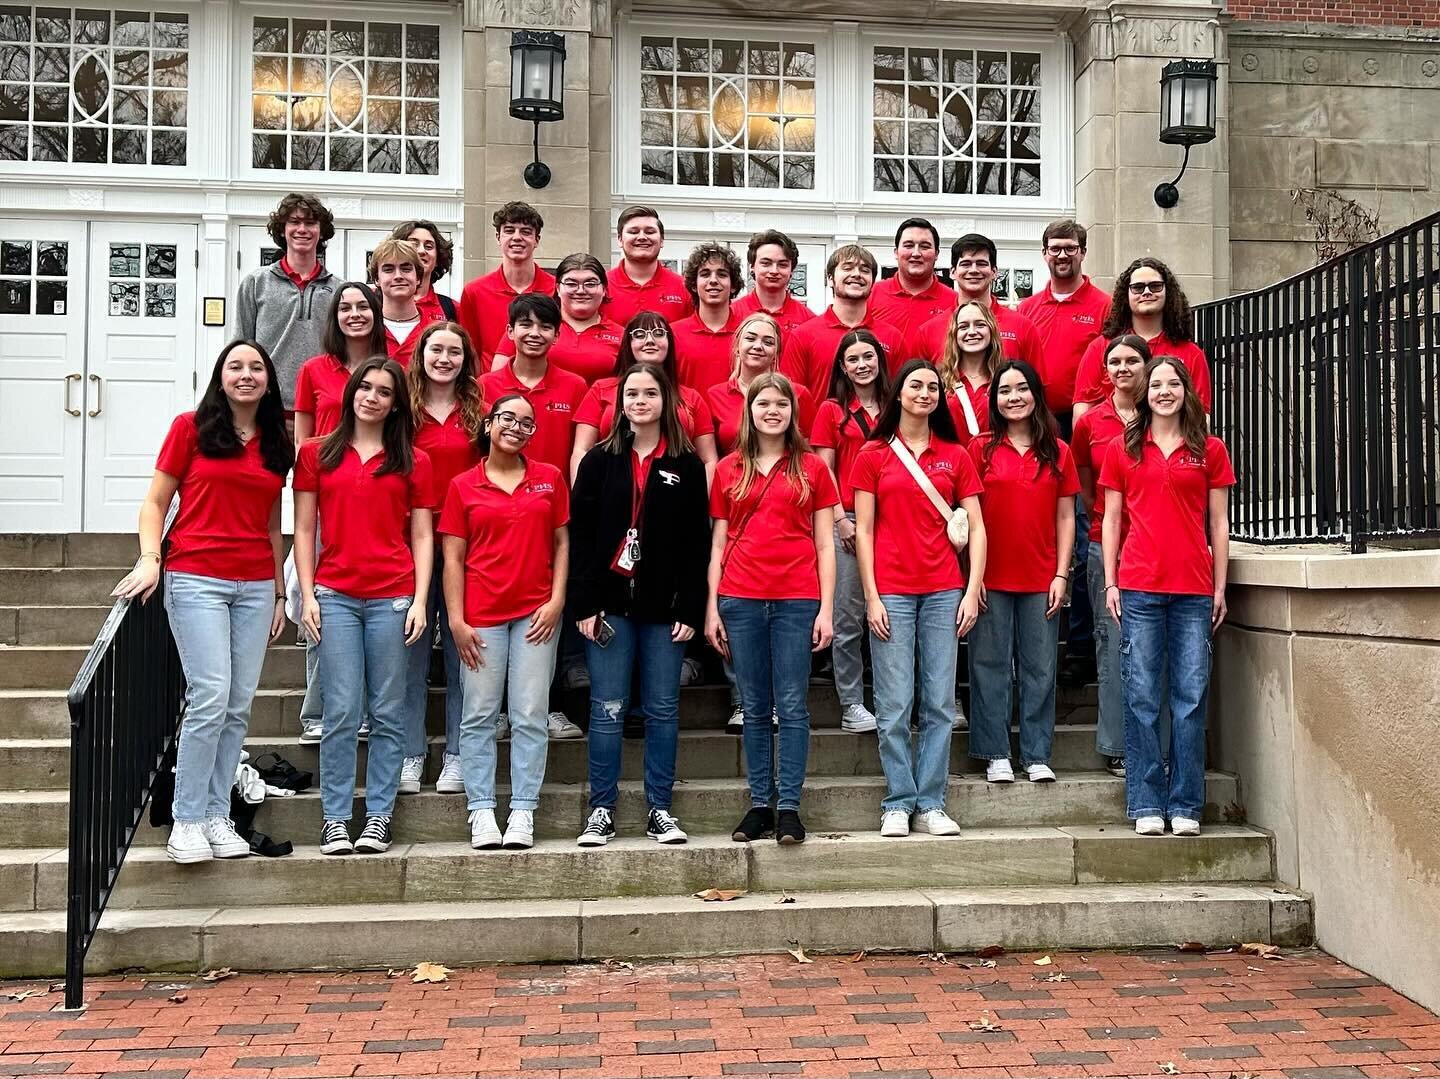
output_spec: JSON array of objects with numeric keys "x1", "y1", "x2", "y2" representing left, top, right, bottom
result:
[
  {"x1": 1033, "y1": 955, "x2": 1052, "y2": 966},
  {"x1": 786, "y1": 940, "x2": 814, "y2": 964},
  {"x1": 778, "y1": 892, "x2": 796, "y2": 904},
  {"x1": 1158, "y1": 1062, "x2": 1179, "y2": 1075},
  {"x1": 201, "y1": 968, "x2": 234, "y2": 982},
  {"x1": 1176, "y1": 941, "x2": 1207, "y2": 952},
  {"x1": 411, "y1": 962, "x2": 453, "y2": 983},
  {"x1": 167, "y1": 993, "x2": 187, "y2": 1004},
  {"x1": 976, "y1": 945, "x2": 1005, "y2": 958},
  {"x1": 603, "y1": 959, "x2": 634, "y2": 971},
  {"x1": 1043, "y1": 971, "x2": 1068, "y2": 982},
  {"x1": 847, "y1": 950, "x2": 867, "y2": 963},
  {"x1": 1237, "y1": 942, "x2": 1282, "y2": 960},
  {"x1": 967, "y1": 1012, "x2": 1003, "y2": 1032},
  {"x1": 693, "y1": 888, "x2": 746, "y2": 902}
]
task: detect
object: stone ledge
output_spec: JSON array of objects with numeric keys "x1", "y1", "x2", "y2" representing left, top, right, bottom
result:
[{"x1": 1230, "y1": 543, "x2": 1440, "y2": 590}]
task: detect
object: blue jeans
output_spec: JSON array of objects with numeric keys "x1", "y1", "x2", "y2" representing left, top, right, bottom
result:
[
  {"x1": 968, "y1": 591, "x2": 1058, "y2": 766},
  {"x1": 1088, "y1": 548, "x2": 1170, "y2": 757},
  {"x1": 315, "y1": 587, "x2": 411, "y2": 821},
  {"x1": 1120, "y1": 590, "x2": 1212, "y2": 820},
  {"x1": 1067, "y1": 497, "x2": 1093, "y2": 655},
  {"x1": 719, "y1": 597, "x2": 818, "y2": 811},
  {"x1": 458, "y1": 615, "x2": 558, "y2": 812},
  {"x1": 832, "y1": 515, "x2": 866, "y2": 708},
  {"x1": 403, "y1": 573, "x2": 462, "y2": 758},
  {"x1": 164, "y1": 572, "x2": 274, "y2": 823},
  {"x1": 584, "y1": 615, "x2": 684, "y2": 811},
  {"x1": 870, "y1": 590, "x2": 960, "y2": 813}
]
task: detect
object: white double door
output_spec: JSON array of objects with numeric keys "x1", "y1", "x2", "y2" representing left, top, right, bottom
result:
[{"x1": 0, "y1": 218, "x2": 198, "y2": 532}]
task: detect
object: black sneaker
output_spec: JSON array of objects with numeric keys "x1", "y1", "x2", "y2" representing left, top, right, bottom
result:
[
  {"x1": 320, "y1": 819, "x2": 353, "y2": 856},
  {"x1": 776, "y1": 809, "x2": 806, "y2": 845},
  {"x1": 647, "y1": 808, "x2": 688, "y2": 844},
  {"x1": 577, "y1": 806, "x2": 615, "y2": 847},
  {"x1": 353, "y1": 815, "x2": 391, "y2": 853},
  {"x1": 731, "y1": 806, "x2": 774, "y2": 842}
]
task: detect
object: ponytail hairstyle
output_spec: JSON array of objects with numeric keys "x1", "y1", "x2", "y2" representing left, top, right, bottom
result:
[
  {"x1": 729, "y1": 371, "x2": 811, "y2": 503},
  {"x1": 319, "y1": 356, "x2": 414, "y2": 476},
  {"x1": 407, "y1": 320, "x2": 484, "y2": 441},
  {"x1": 194, "y1": 339, "x2": 294, "y2": 476},
  {"x1": 940, "y1": 300, "x2": 1004, "y2": 391},
  {"x1": 983, "y1": 360, "x2": 1061, "y2": 477},
  {"x1": 870, "y1": 358, "x2": 961, "y2": 445},
  {"x1": 1125, "y1": 356, "x2": 1209, "y2": 462},
  {"x1": 827, "y1": 329, "x2": 891, "y2": 438},
  {"x1": 1104, "y1": 332, "x2": 1153, "y2": 368},
  {"x1": 599, "y1": 362, "x2": 693, "y2": 456},
  {"x1": 477, "y1": 393, "x2": 533, "y2": 456}
]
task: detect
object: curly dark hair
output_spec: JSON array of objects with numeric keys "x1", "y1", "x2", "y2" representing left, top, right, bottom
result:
[
  {"x1": 492, "y1": 201, "x2": 544, "y2": 234},
  {"x1": 392, "y1": 219, "x2": 454, "y2": 284},
  {"x1": 266, "y1": 193, "x2": 335, "y2": 249},
  {"x1": 682, "y1": 242, "x2": 743, "y2": 306},
  {"x1": 1102, "y1": 257, "x2": 1193, "y2": 343}
]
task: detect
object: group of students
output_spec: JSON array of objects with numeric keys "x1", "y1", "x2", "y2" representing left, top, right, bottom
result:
[{"x1": 113, "y1": 193, "x2": 1234, "y2": 865}]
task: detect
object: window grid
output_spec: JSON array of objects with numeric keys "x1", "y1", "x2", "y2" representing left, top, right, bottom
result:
[
  {"x1": 0, "y1": 6, "x2": 189, "y2": 166},
  {"x1": 107, "y1": 241, "x2": 176, "y2": 317},
  {"x1": 0, "y1": 237, "x2": 67, "y2": 314},
  {"x1": 250, "y1": 16, "x2": 441, "y2": 177}
]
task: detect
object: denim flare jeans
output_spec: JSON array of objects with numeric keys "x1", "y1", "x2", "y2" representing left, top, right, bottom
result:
[{"x1": 967, "y1": 590, "x2": 1058, "y2": 767}]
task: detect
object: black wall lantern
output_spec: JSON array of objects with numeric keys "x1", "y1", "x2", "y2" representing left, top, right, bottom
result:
[
  {"x1": 509, "y1": 30, "x2": 566, "y2": 189},
  {"x1": 1154, "y1": 58, "x2": 1218, "y2": 209}
]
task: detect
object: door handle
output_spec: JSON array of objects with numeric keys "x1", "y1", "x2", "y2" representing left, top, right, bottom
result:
[
  {"x1": 87, "y1": 374, "x2": 103, "y2": 418},
  {"x1": 64, "y1": 373, "x2": 81, "y2": 416}
]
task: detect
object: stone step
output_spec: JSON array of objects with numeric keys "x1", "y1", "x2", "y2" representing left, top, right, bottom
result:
[
  {"x1": 0, "y1": 881, "x2": 1312, "y2": 978},
  {"x1": 4, "y1": 824, "x2": 1276, "y2": 914},
  {"x1": 0, "y1": 606, "x2": 111, "y2": 646},
  {"x1": 1, "y1": 771, "x2": 1241, "y2": 847},
  {"x1": 0, "y1": 691, "x2": 71, "y2": 739},
  {"x1": 0, "y1": 568, "x2": 132, "y2": 606},
  {"x1": 0, "y1": 643, "x2": 310, "y2": 691},
  {"x1": 0, "y1": 533, "x2": 136, "y2": 569}
]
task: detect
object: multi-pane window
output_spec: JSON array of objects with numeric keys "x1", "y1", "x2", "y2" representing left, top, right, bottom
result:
[
  {"x1": 250, "y1": 16, "x2": 441, "y2": 176},
  {"x1": 872, "y1": 46, "x2": 1040, "y2": 197},
  {"x1": 0, "y1": 237, "x2": 67, "y2": 313},
  {"x1": 0, "y1": 6, "x2": 189, "y2": 166},
  {"x1": 639, "y1": 35, "x2": 816, "y2": 190},
  {"x1": 107, "y1": 241, "x2": 175, "y2": 317}
]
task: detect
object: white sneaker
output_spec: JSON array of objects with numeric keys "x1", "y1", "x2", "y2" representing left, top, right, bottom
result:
[
  {"x1": 1170, "y1": 816, "x2": 1201, "y2": 837},
  {"x1": 577, "y1": 806, "x2": 615, "y2": 847},
  {"x1": 547, "y1": 711, "x2": 583, "y2": 739},
  {"x1": 727, "y1": 706, "x2": 744, "y2": 733},
  {"x1": 913, "y1": 808, "x2": 962, "y2": 836},
  {"x1": 562, "y1": 663, "x2": 590, "y2": 690},
  {"x1": 1135, "y1": 815, "x2": 1166, "y2": 836},
  {"x1": 679, "y1": 657, "x2": 704, "y2": 686},
  {"x1": 201, "y1": 816, "x2": 251, "y2": 858},
  {"x1": 299, "y1": 720, "x2": 322, "y2": 744},
  {"x1": 502, "y1": 809, "x2": 535, "y2": 849},
  {"x1": 986, "y1": 759, "x2": 1015, "y2": 783},
  {"x1": 1025, "y1": 763, "x2": 1057, "y2": 783},
  {"x1": 166, "y1": 821, "x2": 213, "y2": 864},
  {"x1": 436, "y1": 752, "x2": 464, "y2": 793},
  {"x1": 495, "y1": 713, "x2": 510, "y2": 740},
  {"x1": 880, "y1": 810, "x2": 910, "y2": 837},
  {"x1": 646, "y1": 808, "x2": 688, "y2": 844},
  {"x1": 952, "y1": 698, "x2": 969, "y2": 732},
  {"x1": 398, "y1": 755, "x2": 424, "y2": 795},
  {"x1": 469, "y1": 808, "x2": 502, "y2": 849},
  {"x1": 841, "y1": 703, "x2": 878, "y2": 733}
]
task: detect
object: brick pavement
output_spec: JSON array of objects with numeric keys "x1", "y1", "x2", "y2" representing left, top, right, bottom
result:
[{"x1": 2, "y1": 948, "x2": 1438, "y2": 1078}]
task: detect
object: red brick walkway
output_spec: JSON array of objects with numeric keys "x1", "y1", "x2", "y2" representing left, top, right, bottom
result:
[{"x1": 3, "y1": 949, "x2": 1438, "y2": 1079}]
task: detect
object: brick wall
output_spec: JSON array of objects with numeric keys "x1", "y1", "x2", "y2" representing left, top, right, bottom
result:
[{"x1": 1226, "y1": 0, "x2": 1440, "y2": 28}]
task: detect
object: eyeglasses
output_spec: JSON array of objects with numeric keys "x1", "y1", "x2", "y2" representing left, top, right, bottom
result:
[
  {"x1": 559, "y1": 279, "x2": 604, "y2": 292},
  {"x1": 1045, "y1": 244, "x2": 1082, "y2": 256},
  {"x1": 1128, "y1": 280, "x2": 1166, "y2": 296},
  {"x1": 628, "y1": 327, "x2": 666, "y2": 341},
  {"x1": 492, "y1": 412, "x2": 536, "y2": 433}
]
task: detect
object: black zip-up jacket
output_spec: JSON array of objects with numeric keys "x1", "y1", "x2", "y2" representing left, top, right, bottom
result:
[{"x1": 569, "y1": 443, "x2": 710, "y2": 629}]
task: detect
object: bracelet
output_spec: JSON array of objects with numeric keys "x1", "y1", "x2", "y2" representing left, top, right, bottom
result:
[
  {"x1": 1053, "y1": 574, "x2": 1069, "y2": 581},
  {"x1": 1105, "y1": 584, "x2": 1119, "y2": 593},
  {"x1": 274, "y1": 593, "x2": 285, "y2": 601},
  {"x1": 139, "y1": 551, "x2": 161, "y2": 563}
]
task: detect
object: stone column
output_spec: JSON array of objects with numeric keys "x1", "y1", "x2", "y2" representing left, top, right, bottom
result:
[
  {"x1": 461, "y1": 0, "x2": 612, "y2": 280},
  {"x1": 1068, "y1": 4, "x2": 1231, "y2": 301}
]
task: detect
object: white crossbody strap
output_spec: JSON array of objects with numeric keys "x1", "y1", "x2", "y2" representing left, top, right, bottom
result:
[
  {"x1": 888, "y1": 437, "x2": 954, "y2": 524},
  {"x1": 953, "y1": 383, "x2": 980, "y2": 437}
]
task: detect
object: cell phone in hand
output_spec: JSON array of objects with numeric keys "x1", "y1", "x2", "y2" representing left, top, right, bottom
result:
[{"x1": 594, "y1": 618, "x2": 615, "y2": 647}]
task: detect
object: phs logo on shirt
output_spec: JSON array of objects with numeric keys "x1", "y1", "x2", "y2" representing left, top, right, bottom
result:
[
  {"x1": 926, "y1": 461, "x2": 955, "y2": 475},
  {"x1": 1074, "y1": 314, "x2": 1098, "y2": 327},
  {"x1": 530, "y1": 481, "x2": 556, "y2": 494},
  {"x1": 546, "y1": 401, "x2": 573, "y2": 415}
]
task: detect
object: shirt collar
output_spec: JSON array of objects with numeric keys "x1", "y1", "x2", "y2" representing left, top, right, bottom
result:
[{"x1": 279, "y1": 257, "x2": 323, "y2": 288}]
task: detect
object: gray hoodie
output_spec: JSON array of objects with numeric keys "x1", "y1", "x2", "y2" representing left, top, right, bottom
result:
[{"x1": 235, "y1": 262, "x2": 339, "y2": 408}]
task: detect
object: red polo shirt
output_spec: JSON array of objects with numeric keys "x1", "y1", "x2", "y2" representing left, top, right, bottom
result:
[
  {"x1": 1098, "y1": 433, "x2": 1234, "y2": 596},
  {"x1": 415, "y1": 288, "x2": 451, "y2": 331},
  {"x1": 732, "y1": 291, "x2": 814, "y2": 341},
  {"x1": 457, "y1": 265, "x2": 558, "y2": 365},
  {"x1": 1074, "y1": 333, "x2": 1212, "y2": 411},
  {"x1": 1070, "y1": 397, "x2": 1129, "y2": 543},
  {"x1": 294, "y1": 440, "x2": 432, "y2": 599},
  {"x1": 849, "y1": 438, "x2": 983, "y2": 595},
  {"x1": 709, "y1": 451, "x2": 838, "y2": 601},
  {"x1": 809, "y1": 399, "x2": 877, "y2": 511},
  {"x1": 869, "y1": 275, "x2": 958, "y2": 343},
  {"x1": 156, "y1": 412, "x2": 284, "y2": 582},
  {"x1": 672, "y1": 310, "x2": 742, "y2": 391},
  {"x1": 495, "y1": 317, "x2": 625, "y2": 384},
  {"x1": 294, "y1": 353, "x2": 352, "y2": 438},
  {"x1": 279, "y1": 257, "x2": 323, "y2": 289},
  {"x1": 604, "y1": 263, "x2": 693, "y2": 324},
  {"x1": 907, "y1": 301, "x2": 1043, "y2": 371},
  {"x1": 478, "y1": 362, "x2": 588, "y2": 479},
  {"x1": 414, "y1": 407, "x2": 480, "y2": 512},
  {"x1": 784, "y1": 307, "x2": 906, "y2": 400},
  {"x1": 968, "y1": 437, "x2": 1080, "y2": 593},
  {"x1": 1017, "y1": 277, "x2": 1111, "y2": 413},
  {"x1": 438, "y1": 458, "x2": 569, "y2": 627},
  {"x1": 945, "y1": 375, "x2": 992, "y2": 449},
  {"x1": 706, "y1": 377, "x2": 816, "y2": 455},
  {"x1": 575, "y1": 377, "x2": 714, "y2": 442},
  {"x1": 383, "y1": 318, "x2": 422, "y2": 366}
]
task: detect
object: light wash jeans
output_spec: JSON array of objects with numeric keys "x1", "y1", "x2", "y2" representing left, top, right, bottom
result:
[
  {"x1": 164, "y1": 572, "x2": 274, "y2": 823},
  {"x1": 403, "y1": 573, "x2": 462, "y2": 758},
  {"x1": 1120, "y1": 590, "x2": 1212, "y2": 820},
  {"x1": 458, "y1": 615, "x2": 559, "y2": 812},
  {"x1": 832, "y1": 515, "x2": 866, "y2": 709},
  {"x1": 315, "y1": 587, "x2": 411, "y2": 821},
  {"x1": 870, "y1": 589, "x2": 960, "y2": 814},
  {"x1": 1088, "y1": 547, "x2": 1169, "y2": 759},
  {"x1": 967, "y1": 591, "x2": 1058, "y2": 766},
  {"x1": 584, "y1": 615, "x2": 685, "y2": 811},
  {"x1": 720, "y1": 597, "x2": 818, "y2": 811}
]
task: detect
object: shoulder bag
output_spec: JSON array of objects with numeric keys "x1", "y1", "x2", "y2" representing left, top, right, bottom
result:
[{"x1": 888, "y1": 437, "x2": 968, "y2": 551}]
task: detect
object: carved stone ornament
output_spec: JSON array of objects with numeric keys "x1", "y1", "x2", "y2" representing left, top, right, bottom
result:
[
  {"x1": 68, "y1": 188, "x2": 104, "y2": 209},
  {"x1": 1240, "y1": 52, "x2": 1258, "y2": 71},
  {"x1": 1111, "y1": 15, "x2": 1217, "y2": 59},
  {"x1": 1423, "y1": 59, "x2": 1439, "y2": 78},
  {"x1": 485, "y1": 0, "x2": 589, "y2": 30},
  {"x1": 1362, "y1": 57, "x2": 1379, "y2": 76},
  {"x1": 1302, "y1": 55, "x2": 1319, "y2": 74}
]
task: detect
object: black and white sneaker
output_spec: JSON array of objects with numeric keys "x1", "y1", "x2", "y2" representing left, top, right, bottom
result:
[
  {"x1": 647, "y1": 809, "x2": 688, "y2": 844},
  {"x1": 320, "y1": 819, "x2": 353, "y2": 856},
  {"x1": 353, "y1": 815, "x2": 391, "y2": 853},
  {"x1": 577, "y1": 806, "x2": 615, "y2": 847}
]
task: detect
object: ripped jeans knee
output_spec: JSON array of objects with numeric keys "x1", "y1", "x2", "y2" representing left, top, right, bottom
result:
[{"x1": 588, "y1": 696, "x2": 627, "y2": 734}]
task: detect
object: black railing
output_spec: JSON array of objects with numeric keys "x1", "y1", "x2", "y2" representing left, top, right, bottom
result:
[
  {"x1": 65, "y1": 569, "x2": 185, "y2": 1009},
  {"x1": 1197, "y1": 210, "x2": 1440, "y2": 551}
]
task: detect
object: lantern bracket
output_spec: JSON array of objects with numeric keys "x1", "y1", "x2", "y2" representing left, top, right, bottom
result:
[
  {"x1": 524, "y1": 122, "x2": 551, "y2": 189},
  {"x1": 1153, "y1": 144, "x2": 1190, "y2": 209}
]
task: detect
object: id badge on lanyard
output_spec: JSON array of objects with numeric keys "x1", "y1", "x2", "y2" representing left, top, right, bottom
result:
[{"x1": 611, "y1": 464, "x2": 646, "y2": 577}]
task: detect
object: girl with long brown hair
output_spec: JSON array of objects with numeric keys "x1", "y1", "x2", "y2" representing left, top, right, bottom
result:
[{"x1": 939, "y1": 300, "x2": 1006, "y2": 447}]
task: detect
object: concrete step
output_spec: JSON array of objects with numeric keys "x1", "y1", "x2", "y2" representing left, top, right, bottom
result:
[
  {"x1": 1, "y1": 771, "x2": 1241, "y2": 847},
  {"x1": 0, "y1": 880, "x2": 1313, "y2": 978},
  {"x1": 0, "y1": 568, "x2": 131, "y2": 606},
  {"x1": 0, "y1": 642, "x2": 309, "y2": 691},
  {"x1": 0, "y1": 606, "x2": 111, "y2": 646},
  {"x1": 0, "y1": 691, "x2": 71, "y2": 738},
  {"x1": 0, "y1": 533, "x2": 136, "y2": 568}
]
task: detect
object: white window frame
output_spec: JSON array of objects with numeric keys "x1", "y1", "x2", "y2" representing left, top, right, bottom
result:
[{"x1": 234, "y1": 0, "x2": 461, "y2": 191}]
